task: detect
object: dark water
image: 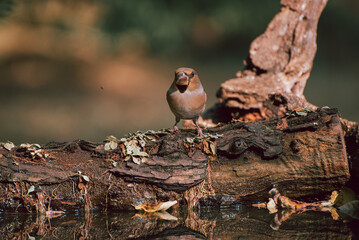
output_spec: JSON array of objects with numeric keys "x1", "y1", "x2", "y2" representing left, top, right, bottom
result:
[{"x1": 0, "y1": 207, "x2": 357, "y2": 239}]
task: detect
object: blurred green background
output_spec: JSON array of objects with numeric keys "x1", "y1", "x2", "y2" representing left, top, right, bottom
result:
[{"x1": 0, "y1": 0, "x2": 358, "y2": 144}]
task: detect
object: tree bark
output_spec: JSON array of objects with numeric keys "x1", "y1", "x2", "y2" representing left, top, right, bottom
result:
[
  {"x1": 0, "y1": 108, "x2": 350, "y2": 212},
  {"x1": 204, "y1": 0, "x2": 327, "y2": 124}
]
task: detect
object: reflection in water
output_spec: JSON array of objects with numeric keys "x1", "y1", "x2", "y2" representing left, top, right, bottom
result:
[{"x1": 0, "y1": 207, "x2": 354, "y2": 239}]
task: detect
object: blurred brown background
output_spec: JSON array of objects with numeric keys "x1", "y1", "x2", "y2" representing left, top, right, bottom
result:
[{"x1": 0, "y1": 0, "x2": 358, "y2": 144}]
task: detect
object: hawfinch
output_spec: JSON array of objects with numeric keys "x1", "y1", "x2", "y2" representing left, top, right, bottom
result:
[{"x1": 166, "y1": 67, "x2": 207, "y2": 136}]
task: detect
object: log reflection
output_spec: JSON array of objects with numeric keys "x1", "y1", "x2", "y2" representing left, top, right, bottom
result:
[{"x1": 0, "y1": 207, "x2": 352, "y2": 239}]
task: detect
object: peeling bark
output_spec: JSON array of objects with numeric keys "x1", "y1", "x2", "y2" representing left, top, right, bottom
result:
[
  {"x1": 0, "y1": 108, "x2": 350, "y2": 212},
  {"x1": 204, "y1": 0, "x2": 328, "y2": 124}
]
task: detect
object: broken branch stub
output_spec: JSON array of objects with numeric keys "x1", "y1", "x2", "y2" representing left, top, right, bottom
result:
[{"x1": 205, "y1": 0, "x2": 328, "y2": 124}]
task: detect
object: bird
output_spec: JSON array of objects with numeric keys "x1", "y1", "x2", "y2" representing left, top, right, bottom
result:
[{"x1": 166, "y1": 67, "x2": 207, "y2": 136}]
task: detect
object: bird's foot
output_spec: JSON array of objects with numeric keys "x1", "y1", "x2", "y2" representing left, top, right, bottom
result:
[
  {"x1": 196, "y1": 127, "x2": 204, "y2": 137},
  {"x1": 171, "y1": 126, "x2": 179, "y2": 133}
]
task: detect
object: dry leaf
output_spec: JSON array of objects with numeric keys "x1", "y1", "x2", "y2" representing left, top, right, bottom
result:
[
  {"x1": 125, "y1": 140, "x2": 148, "y2": 157},
  {"x1": 28, "y1": 235, "x2": 36, "y2": 240},
  {"x1": 46, "y1": 210, "x2": 64, "y2": 218},
  {"x1": 203, "y1": 139, "x2": 211, "y2": 154},
  {"x1": 132, "y1": 156, "x2": 141, "y2": 165},
  {"x1": 27, "y1": 185, "x2": 35, "y2": 194},
  {"x1": 267, "y1": 198, "x2": 278, "y2": 214},
  {"x1": 330, "y1": 208, "x2": 339, "y2": 220},
  {"x1": 82, "y1": 175, "x2": 90, "y2": 182},
  {"x1": 330, "y1": 191, "x2": 339, "y2": 205},
  {"x1": 2, "y1": 142, "x2": 15, "y2": 151},
  {"x1": 209, "y1": 141, "x2": 217, "y2": 155},
  {"x1": 295, "y1": 111, "x2": 307, "y2": 116},
  {"x1": 104, "y1": 141, "x2": 118, "y2": 151},
  {"x1": 132, "y1": 200, "x2": 178, "y2": 212},
  {"x1": 105, "y1": 135, "x2": 119, "y2": 142}
]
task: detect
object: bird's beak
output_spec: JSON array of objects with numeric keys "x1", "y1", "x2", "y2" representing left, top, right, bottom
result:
[{"x1": 175, "y1": 72, "x2": 189, "y2": 93}]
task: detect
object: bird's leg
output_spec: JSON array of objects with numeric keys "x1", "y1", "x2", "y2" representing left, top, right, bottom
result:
[
  {"x1": 172, "y1": 117, "x2": 180, "y2": 133},
  {"x1": 192, "y1": 117, "x2": 203, "y2": 137}
]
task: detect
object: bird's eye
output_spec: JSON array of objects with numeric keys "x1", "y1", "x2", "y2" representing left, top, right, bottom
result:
[{"x1": 189, "y1": 72, "x2": 194, "y2": 78}]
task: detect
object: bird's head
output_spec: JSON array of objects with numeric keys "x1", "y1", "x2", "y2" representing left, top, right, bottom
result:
[{"x1": 174, "y1": 67, "x2": 198, "y2": 93}]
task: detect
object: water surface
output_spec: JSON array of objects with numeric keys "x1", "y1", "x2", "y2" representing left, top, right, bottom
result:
[{"x1": 0, "y1": 206, "x2": 356, "y2": 239}]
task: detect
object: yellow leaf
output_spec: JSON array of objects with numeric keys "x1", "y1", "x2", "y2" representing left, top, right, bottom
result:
[
  {"x1": 267, "y1": 198, "x2": 278, "y2": 214},
  {"x1": 132, "y1": 200, "x2": 177, "y2": 212}
]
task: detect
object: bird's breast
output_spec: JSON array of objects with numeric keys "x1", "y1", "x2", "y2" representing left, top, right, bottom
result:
[{"x1": 167, "y1": 85, "x2": 207, "y2": 119}]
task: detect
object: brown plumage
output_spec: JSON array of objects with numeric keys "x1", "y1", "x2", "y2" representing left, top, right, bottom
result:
[{"x1": 166, "y1": 67, "x2": 207, "y2": 136}]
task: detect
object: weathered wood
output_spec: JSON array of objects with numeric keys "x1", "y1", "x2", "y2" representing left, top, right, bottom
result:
[
  {"x1": 0, "y1": 108, "x2": 350, "y2": 212},
  {"x1": 110, "y1": 147, "x2": 208, "y2": 191},
  {"x1": 204, "y1": 0, "x2": 327, "y2": 124},
  {"x1": 343, "y1": 120, "x2": 359, "y2": 193},
  {"x1": 211, "y1": 108, "x2": 350, "y2": 202}
]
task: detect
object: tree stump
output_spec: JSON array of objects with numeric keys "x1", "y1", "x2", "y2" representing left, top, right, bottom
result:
[{"x1": 204, "y1": 0, "x2": 327, "y2": 124}]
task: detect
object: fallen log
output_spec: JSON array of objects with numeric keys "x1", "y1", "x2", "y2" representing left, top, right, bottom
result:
[{"x1": 0, "y1": 107, "x2": 349, "y2": 213}]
